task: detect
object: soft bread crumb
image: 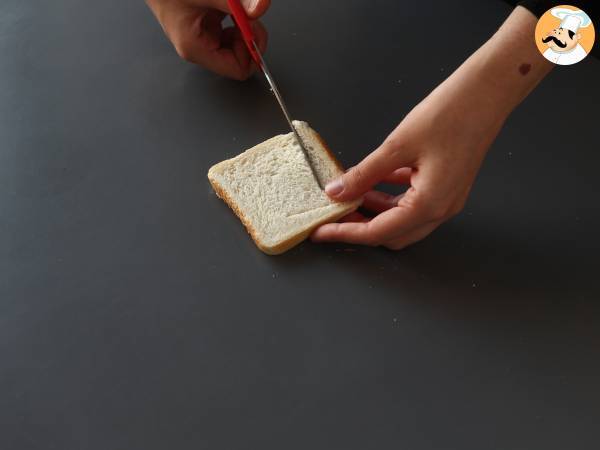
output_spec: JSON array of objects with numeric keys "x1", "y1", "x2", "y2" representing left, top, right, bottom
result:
[{"x1": 208, "y1": 122, "x2": 361, "y2": 255}]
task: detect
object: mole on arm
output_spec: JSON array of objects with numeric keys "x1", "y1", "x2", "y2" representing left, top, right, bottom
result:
[{"x1": 519, "y1": 63, "x2": 532, "y2": 75}]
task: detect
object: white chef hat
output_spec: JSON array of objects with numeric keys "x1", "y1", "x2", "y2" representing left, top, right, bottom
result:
[{"x1": 551, "y1": 8, "x2": 593, "y2": 33}]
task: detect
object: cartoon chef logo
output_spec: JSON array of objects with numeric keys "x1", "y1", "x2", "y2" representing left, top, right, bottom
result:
[{"x1": 535, "y1": 6, "x2": 595, "y2": 65}]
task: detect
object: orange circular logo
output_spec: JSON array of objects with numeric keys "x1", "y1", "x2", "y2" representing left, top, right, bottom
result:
[{"x1": 535, "y1": 5, "x2": 595, "y2": 65}]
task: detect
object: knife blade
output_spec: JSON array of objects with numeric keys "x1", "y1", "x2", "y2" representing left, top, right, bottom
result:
[
  {"x1": 250, "y1": 41, "x2": 324, "y2": 189},
  {"x1": 227, "y1": 0, "x2": 324, "y2": 189}
]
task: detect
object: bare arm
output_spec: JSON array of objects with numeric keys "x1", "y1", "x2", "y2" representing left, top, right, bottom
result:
[{"x1": 312, "y1": 6, "x2": 554, "y2": 250}]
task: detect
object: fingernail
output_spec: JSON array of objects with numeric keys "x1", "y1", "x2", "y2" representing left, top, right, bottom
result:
[
  {"x1": 242, "y1": 0, "x2": 258, "y2": 13},
  {"x1": 325, "y1": 178, "x2": 344, "y2": 197}
]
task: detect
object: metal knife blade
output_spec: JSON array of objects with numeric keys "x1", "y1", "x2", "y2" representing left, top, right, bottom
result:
[{"x1": 252, "y1": 41, "x2": 324, "y2": 190}]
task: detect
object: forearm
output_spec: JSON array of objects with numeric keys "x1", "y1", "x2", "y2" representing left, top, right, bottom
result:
[
  {"x1": 411, "y1": 5, "x2": 553, "y2": 156},
  {"x1": 456, "y1": 6, "x2": 553, "y2": 118},
  {"x1": 315, "y1": 7, "x2": 557, "y2": 249},
  {"x1": 481, "y1": 6, "x2": 553, "y2": 110}
]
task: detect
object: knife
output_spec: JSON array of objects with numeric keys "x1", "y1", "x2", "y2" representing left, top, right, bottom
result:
[{"x1": 227, "y1": 0, "x2": 324, "y2": 190}]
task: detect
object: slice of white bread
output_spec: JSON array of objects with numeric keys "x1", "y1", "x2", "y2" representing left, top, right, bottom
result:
[{"x1": 208, "y1": 121, "x2": 361, "y2": 255}]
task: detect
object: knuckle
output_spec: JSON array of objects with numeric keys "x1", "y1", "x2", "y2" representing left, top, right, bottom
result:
[
  {"x1": 348, "y1": 165, "x2": 366, "y2": 187},
  {"x1": 382, "y1": 135, "x2": 405, "y2": 152},
  {"x1": 363, "y1": 223, "x2": 383, "y2": 247},
  {"x1": 417, "y1": 193, "x2": 450, "y2": 222},
  {"x1": 381, "y1": 136, "x2": 408, "y2": 159}
]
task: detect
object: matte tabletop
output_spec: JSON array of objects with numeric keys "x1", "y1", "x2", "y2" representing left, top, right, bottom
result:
[{"x1": 2, "y1": 1, "x2": 599, "y2": 449}]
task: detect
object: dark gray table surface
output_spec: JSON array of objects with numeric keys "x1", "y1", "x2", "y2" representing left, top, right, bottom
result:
[{"x1": 2, "y1": 1, "x2": 599, "y2": 449}]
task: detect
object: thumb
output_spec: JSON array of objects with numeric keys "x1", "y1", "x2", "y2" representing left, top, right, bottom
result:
[
  {"x1": 202, "y1": 0, "x2": 271, "y2": 19},
  {"x1": 325, "y1": 143, "x2": 414, "y2": 202}
]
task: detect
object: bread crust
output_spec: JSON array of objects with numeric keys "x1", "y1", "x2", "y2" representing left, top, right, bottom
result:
[
  {"x1": 311, "y1": 130, "x2": 346, "y2": 174},
  {"x1": 208, "y1": 126, "x2": 360, "y2": 255},
  {"x1": 208, "y1": 173, "x2": 264, "y2": 252}
]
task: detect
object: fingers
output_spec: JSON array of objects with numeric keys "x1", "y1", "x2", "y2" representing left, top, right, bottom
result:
[
  {"x1": 312, "y1": 188, "x2": 427, "y2": 246},
  {"x1": 325, "y1": 141, "x2": 415, "y2": 202},
  {"x1": 362, "y1": 190, "x2": 428, "y2": 244},
  {"x1": 251, "y1": 19, "x2": 268, "y2": 53},
  {"x1": 200, "y1": 0, "x2": 271, "y2": 18},
  {"x1": 384, "y1": 222, "x2": 441, "y2": 251},
  {"x1": 222, "y1": 20, "x2": 268, "y2": 76},
  {"x1": 382, "y1": 167, "x2": 412, "y2": 185},
  {"x1": 176, "y1": 16, "x2": 268, "y2": 80},
  {"x1": 311, "y1": 221, "x2": 374, "y2": 245},
  {"x1": 310, "y1": 211, "x2": 371, "y2": 243},
  {"x1": 312, "y1": 204, "x2": 439, "y2": 250},
  {"x1": 362, "y1": 190, "x2": 403, "y2": 214},
  {"x1": 340, "y1": 211, "x2": 370, "y2": 223}
]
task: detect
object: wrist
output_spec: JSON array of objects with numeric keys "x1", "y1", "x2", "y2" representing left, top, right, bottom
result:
[{"x1": 471, "y1": 6, "x2": 553, "y2": 116}]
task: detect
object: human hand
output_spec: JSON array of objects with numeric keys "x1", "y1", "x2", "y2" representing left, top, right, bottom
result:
[
  {"x1": 312, "y1": 6, "x2": 552, "y2": 250},
  {"x1": 312, "y1": 81, "x2": 502, "y2": 250},
  {"x1": 145, "y1": 0, "x2": 270, "y2": 80}
]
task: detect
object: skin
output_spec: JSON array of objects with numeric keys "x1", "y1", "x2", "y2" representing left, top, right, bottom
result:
[
  {"x1": 145, "y1": 0, "x2": 271, "y2": 80},
  {"x1": 311, "y1": 6, "x2": 554, "y2": 250},
  {"x1": 146, "y1": 3, "x2": 554, "y2": 251},
  {"x1": 542, "y1": 27, "x2": 581, "y2": 52}
]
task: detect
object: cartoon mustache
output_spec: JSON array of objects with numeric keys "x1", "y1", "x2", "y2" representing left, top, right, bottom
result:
[{"x1": 542, "y1": 35, "x2": 567, "y2": 48}]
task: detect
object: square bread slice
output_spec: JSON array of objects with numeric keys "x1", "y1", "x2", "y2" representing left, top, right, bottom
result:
[{"x1": 208, "y1": 121, "x2": 361, "y2": 255}]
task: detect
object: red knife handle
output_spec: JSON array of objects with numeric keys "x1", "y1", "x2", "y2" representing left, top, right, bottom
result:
[{"x1": 227, "y1": 0, "x2": 262, "y2": 68}]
